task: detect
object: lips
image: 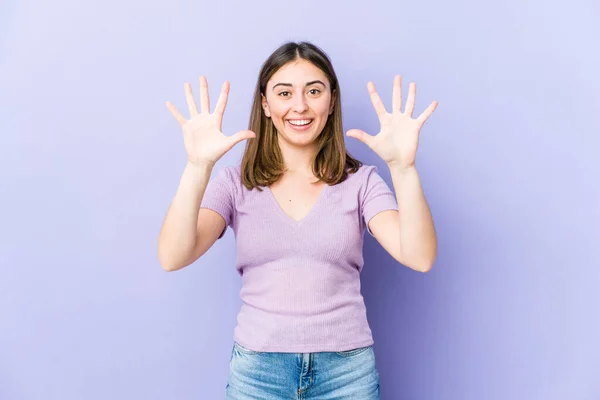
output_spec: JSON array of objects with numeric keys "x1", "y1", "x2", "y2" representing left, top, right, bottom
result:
[
  {"x1": 287, "y1": 119, "x2": 313, "y2": 126},
  {"x1": 286, "y1": 119, "x2": 314, "y2": 132}
]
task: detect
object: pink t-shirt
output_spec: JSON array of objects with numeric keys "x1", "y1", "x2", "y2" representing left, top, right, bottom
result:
[{"x1": 200, "y1": 164, "x2": 398, "y2": 353}]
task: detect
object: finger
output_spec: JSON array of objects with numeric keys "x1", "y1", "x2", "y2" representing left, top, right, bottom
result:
[
  {"x1": 405, "y1": 82, "x2": 416, "y2": 116},
  {"x1": 416, "y1": 100, "x2": 438, "y2": 125},
  {"x1": 184, "y1": 82, "x2": 198, "y2": 118},
  {"x1": 367, "y1": 82, "x2": 388, "y2": 119},
  {"x1": 346, "y1": 129, "x2": 374, "y2": 147},
  {"x1": 228, "y1": 130, "x2": 257, "y2": 147},
  {"x1": 200, "y1": 76, "x2": 210, "y2": 113},
  {"x1": 165, "y1": 101, "x2": 187, "y2": 126},
  {"x1": 214, "y1": 81, "x2": 230, "y2": 123},
  {"x1": 392, "y1": 75, "x2": 402, "y2": 112}
]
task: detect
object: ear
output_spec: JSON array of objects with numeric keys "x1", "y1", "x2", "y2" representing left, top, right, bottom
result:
[
  {"x1": 261, "y1": 94, "x2": 271, "y2": 118},
  {"x1": 329, "y1": 89, "x2": 336, "y2": 115}
]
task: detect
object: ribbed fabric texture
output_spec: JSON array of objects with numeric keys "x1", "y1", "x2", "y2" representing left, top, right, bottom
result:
[{"x1": 200, "y1": 164, "x2": 398, "y2": 353}]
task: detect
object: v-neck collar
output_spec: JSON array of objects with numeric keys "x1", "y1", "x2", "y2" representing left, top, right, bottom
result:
[{"x1": 265, "y1": 183, "x2": 330, "y2": 226}]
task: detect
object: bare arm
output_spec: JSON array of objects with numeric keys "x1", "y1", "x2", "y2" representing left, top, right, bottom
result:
[
  {"x1": 158, "y1": 76, "x2": 254, "y2": 271},
  {"x1": 369, "y1": 165, "x2": 436, "y2": 273},
  {"x1": 390, "y1": 164, "x2": 436, "y2": 271},
  {"x1": 157, "y1": 161, "x2": 217, "y2": 271},
  {"x1": 347, "y1": 75, "x2": 438, "y2": 272}
]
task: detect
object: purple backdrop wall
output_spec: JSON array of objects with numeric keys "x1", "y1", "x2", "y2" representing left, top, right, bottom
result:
[{"x1": 1, "y1": 0, "x2": 598, "y2": 399}]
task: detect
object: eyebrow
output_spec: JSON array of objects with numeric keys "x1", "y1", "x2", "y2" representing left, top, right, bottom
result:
[{"x1": 272, "y1": 80, "x2": 326, "y2": 90}]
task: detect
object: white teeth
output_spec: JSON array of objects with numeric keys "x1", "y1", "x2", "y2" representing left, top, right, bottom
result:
[{"x1": 288, "y1": 119, "x2": 312, "y2": 126}]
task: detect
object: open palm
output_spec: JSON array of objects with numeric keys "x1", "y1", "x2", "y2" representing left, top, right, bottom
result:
[
  {"x1": 166, "y1": 76, "x2": 255, "y2": 166},
  {"x1": 346, "y1": 75, "x2": 438, "y2": 168}
]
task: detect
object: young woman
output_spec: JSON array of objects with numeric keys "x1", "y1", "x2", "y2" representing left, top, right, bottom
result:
[{"x1": 159, "y1": 41, "x2": 438, "y2": 399}]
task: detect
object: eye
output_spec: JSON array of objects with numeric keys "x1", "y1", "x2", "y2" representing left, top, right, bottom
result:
[
  {"x1": 278, "y1": 91, "x2": 291, "y2": 97},
  {"x1": 309, "y1": 89, "x2": 321, "y2": 95}
]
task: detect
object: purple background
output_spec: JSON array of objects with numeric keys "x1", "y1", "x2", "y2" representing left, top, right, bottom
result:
[{"x1": 1, "y1": 0, "x2": 598, "y2": 399}]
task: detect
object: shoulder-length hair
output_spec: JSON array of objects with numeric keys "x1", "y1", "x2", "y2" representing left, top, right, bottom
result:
[{"x1": 240, "y1": 41, "x2": 362, "y2": 191}]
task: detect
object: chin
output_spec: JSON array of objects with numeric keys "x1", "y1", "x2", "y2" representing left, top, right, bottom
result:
[{"x1": 279, "y1": 133, "x2": 318, "y2": 147}]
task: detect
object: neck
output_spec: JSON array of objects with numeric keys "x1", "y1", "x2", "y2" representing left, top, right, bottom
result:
[{"x1": 278, "y1": 137, "x2": 318, "y2": 177}]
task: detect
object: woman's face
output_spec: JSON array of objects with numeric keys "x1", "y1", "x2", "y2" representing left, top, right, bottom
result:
[{"x1": 261, "y1": 59, "x2": 335, "y2": 148}]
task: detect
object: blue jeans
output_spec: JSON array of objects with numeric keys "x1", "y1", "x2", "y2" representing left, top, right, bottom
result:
[{"x1": 225, "y1": 341, "x2": 380, "y2": 399}]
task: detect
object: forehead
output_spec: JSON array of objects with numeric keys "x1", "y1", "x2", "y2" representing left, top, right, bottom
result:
[{"x1": 269, "y1": 59, "x2": 329, "y2": 86}]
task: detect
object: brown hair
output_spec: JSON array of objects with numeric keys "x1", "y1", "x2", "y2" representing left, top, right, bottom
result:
[{"x1": 240, "y1": 41, "x2": 362, "y2": 191}]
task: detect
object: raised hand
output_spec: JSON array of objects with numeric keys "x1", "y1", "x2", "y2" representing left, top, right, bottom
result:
[
  {"x1": 346, "y1": 75, "x2": 438, "y2": 168},
  {"x1": 166, "y1": 76, "x2": 256, "y2": 166}
]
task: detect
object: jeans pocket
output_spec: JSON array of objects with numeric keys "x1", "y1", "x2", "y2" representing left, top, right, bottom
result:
[
  {"x1": 233, "y1": 341, "x2": 265, "y2": 355},
  {"x1": 335, "y1": 345, "x2": 372, "y2": 357}
]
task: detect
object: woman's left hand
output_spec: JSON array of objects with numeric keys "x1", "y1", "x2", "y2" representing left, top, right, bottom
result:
[{"x1": 346, "y1": 75, "x2": 438, "y2": 168}]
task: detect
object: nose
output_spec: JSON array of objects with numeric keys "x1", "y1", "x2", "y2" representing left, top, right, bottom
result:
[{"x1": 291, "y1": 93, "x2": 309, "y2": 113}]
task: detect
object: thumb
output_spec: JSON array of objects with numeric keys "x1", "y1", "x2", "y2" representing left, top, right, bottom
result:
[
  {"x1": 346, "y1": 129, "x2": 373, "y2": 147},
  {"x1": 230, "y1": 130, "x2": 256, "y2": 146}
]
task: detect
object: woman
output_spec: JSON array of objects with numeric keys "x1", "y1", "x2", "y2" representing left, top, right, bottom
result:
[{"x1": 158, "y1": 41, "x2": 438, "y2": 399}]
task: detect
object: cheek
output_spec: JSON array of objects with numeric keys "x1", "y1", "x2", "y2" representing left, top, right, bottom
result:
[
  {"x1": 271, "y1": 104, "x2": 289, "y2": 118},
  {"x1": 316, "y1": 97, "x2": 333, "y2": 114}
]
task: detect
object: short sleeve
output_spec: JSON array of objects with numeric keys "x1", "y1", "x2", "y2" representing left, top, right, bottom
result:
[
  {"x1": 200, "y1": 166, "x2": 234, "y2": 239},
  {"x1": 360, "y1": 165, "x2": 398, "y2": 237}
]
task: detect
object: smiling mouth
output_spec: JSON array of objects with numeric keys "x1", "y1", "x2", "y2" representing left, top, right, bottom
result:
[{"x1": 286, "y1": 119, "x2": 314, "y2": 126}]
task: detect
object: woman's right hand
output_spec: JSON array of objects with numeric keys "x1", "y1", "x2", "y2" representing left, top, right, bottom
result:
[{"x1": 166, "y1": 76, "x2": 256, "y2": 167}]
